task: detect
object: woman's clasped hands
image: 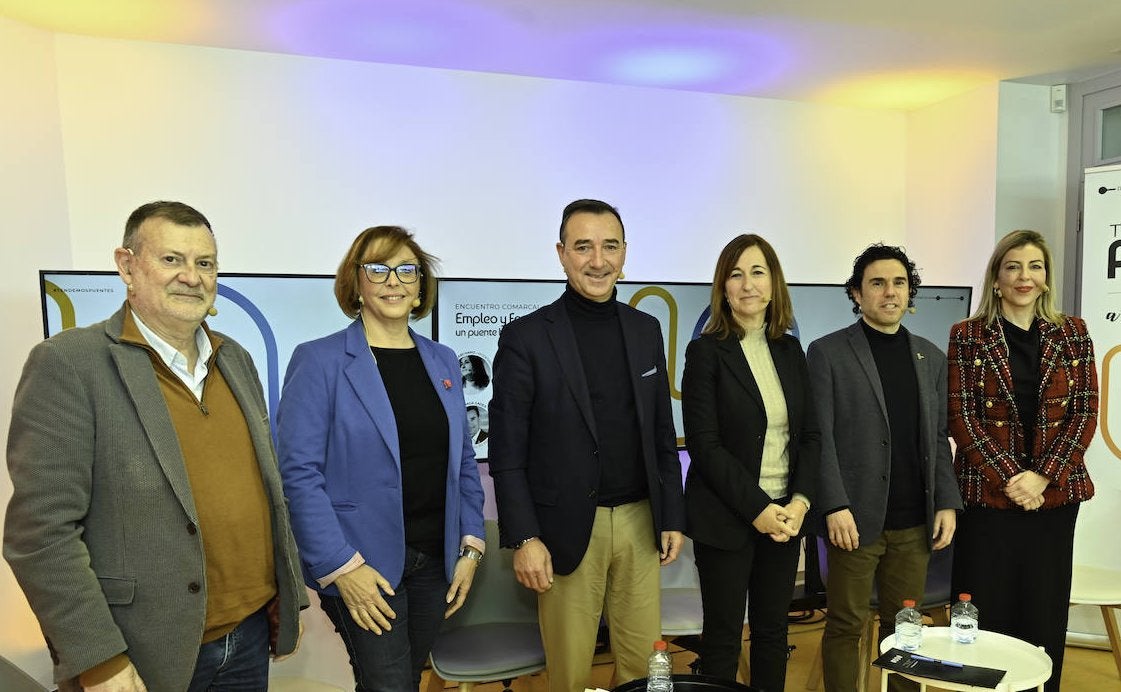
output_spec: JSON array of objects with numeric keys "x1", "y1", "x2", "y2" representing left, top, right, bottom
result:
[
  {"x1": 752, "y1": 499, "x2": 808, "y2": 542},
  {"x1": 1004, "y1": 469, "x2": 1049, "y2": 511}
]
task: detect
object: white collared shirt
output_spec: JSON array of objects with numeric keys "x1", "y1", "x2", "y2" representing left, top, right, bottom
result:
[{"x1": 131, "y1": 309, "x2": 213, "y2": 401}]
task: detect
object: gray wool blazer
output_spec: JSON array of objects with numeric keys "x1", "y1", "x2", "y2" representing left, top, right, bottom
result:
[
  {"x1": 805, "y1": 320, "x2": 962, "y2": 544},
  {"x1": 4, "y1": 305, "x2": 307, "y2": 690}
]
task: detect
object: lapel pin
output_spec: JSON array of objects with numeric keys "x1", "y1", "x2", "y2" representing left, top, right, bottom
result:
[
  {"x1": 442, "y1": 379, "x2": 452, "y2": 390},
  {"x1": 916, "y1": 352, "x2": 925, "y2": 360}
]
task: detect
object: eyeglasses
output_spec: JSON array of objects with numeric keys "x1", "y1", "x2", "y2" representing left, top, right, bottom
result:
[{"x1": 359, "y1": 262, "x2": 421, "y2": 284}]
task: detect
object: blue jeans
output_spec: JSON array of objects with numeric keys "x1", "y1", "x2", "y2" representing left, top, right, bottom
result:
[
  {"x1": 187, "y1": 606, "x2": 270, "y2": 692},
  {"x1": 320, "y1": 546, "x2": 448, "y2": 692}
]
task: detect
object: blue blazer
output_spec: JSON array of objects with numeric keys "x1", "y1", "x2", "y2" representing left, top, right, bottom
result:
[{"x1": 277, "y1": 320, "x2": 485, "y2": 592}]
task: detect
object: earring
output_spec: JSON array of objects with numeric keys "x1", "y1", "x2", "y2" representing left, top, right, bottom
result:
[
  {"x1": 994, "y1": 287, "x2": 1003, "y2": 298},
  {"x1": 207, "y1": 306, "x2": 218, "y2": 317},
  {"x1": 126, "y1": 283, "x2": 134, "y2": 293},
  {"x1": 617, "y1": 271, "x2": 626, "y2": 281},
  {"x1": 358, "y1": 296, "x2": 364, "y2": 304},
  {"x1": 908, "y1": 306, "x2": 917, "y2": 314},
  {"x1": 411, "y1": 297, "x2": 421, "y2": 308}
]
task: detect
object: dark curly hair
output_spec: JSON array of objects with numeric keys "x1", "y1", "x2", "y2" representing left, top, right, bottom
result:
[{"x1": 844, "y1": 243, "x2": 921, "y2": 314}]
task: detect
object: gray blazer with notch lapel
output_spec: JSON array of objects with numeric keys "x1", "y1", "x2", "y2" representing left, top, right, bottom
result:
[
  {"x1": 4, "y1": 305, "x2": 306, "y2": 690},
  {"x1": 806, "y1": 320, "x2": 962, "y2": 544}
]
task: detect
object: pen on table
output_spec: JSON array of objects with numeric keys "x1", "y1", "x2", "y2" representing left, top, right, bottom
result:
[{"x1": 911, "y1": 654, "x2": 965, "y2": 668}]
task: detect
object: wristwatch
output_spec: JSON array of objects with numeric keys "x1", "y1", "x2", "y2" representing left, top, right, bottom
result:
[{"x1": 459, "y1": 546, "x2": 483, "y2": 562}]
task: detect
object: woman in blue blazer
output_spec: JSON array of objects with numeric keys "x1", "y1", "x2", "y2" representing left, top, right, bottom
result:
[
  {"x1": 682, "y1": 234, "x2": 819, "y2": 691},
  {"x1": 277, "y1": 226, "x2": 486, "y2": 691}
]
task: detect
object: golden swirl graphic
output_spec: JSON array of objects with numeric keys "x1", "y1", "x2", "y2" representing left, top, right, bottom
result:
[
  {"x1": 627, "y1": 286, "x2": 681, "y2": 400},
  {"x1": 44, "y1": 280, "x2": 77, "y2": 331},
  {"x1": 1101, "y1": 344, "x2": 1121, "y2": 461}
]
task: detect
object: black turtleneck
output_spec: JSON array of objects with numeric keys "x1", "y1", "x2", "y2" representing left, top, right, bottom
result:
[
  {"x1": 860, "y1": 320, "x2": 925, "y2": 531},
  {"x1": 563, "y1": 284, "x2": 648, "y2": 506}
]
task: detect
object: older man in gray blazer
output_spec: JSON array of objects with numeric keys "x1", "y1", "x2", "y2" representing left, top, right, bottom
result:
[
  {"x1": 4, "y1": 202, "x2": 306, "y2": 691},
  {"x1": 807, "y1": 244, "x2": 962, "y2": 692}
]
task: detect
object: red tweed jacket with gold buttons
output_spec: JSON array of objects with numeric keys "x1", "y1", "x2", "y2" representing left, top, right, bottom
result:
[{"x1": 947, "y1": 315, "x2": 1098, "y2": 510}]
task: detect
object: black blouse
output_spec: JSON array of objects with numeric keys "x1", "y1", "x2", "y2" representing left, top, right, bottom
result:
[
  {"x1": 371, "y1": 346, "x2": 449, "y2": 556},
  {"x1": 1001, "y1": 318, "x2": 1041, "y2": 461}
]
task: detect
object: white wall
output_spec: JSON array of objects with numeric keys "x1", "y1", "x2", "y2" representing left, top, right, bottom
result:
[
  {"x1": 0, "y1": 16, "x2": 73, "y2": 684},
  {"x1": 903, "y1": 81, "x2": 1069, "y2": 305},
  {"x1": 905, "y1": 82, "x2": 1000, "y2": 305},
  {"x1": 994, "y1": 82, "x2": 1068, "y2": 298},
  {"x1": 49, "y1": 35, "x2": 907, "y2": 284}
]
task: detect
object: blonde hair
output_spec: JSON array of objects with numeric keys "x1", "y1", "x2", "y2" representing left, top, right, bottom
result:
[{"x1": 970, "y1": 230, "x2": 1061, "y2": 326}]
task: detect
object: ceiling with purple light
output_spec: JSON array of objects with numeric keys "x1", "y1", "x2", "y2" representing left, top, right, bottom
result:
[{"x1": 3, "y1": 0, "x2": 1121, "y2": 109}]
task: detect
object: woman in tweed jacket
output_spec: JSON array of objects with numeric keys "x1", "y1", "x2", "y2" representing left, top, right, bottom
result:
[{"x1": 947, "y1": 230, "x2": 1098, "y2": 692}]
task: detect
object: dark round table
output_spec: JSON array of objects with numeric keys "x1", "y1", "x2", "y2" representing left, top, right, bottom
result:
[{"x1": 613, "y1": 673, "x2": 761, "y2": 692}]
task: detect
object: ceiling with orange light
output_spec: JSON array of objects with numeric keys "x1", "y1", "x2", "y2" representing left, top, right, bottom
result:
[{"x1": 2, "y1": 0, "x2": 1120, "y2": 110}]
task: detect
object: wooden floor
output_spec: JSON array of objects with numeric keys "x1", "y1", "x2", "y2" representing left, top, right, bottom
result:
[{"x1": 422, "y1": 612, "x2": 1121, "y2": 691}]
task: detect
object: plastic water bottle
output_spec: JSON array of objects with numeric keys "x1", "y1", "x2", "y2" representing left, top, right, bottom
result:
[
  {"x1": 894, "y1": 599, "x2": 923, "y2": 651},
  {"x1": 646, "y1": 640, "x2": 674, "y2": 692},
  {"x1": 951, "y1": 593, "x2": 979, "y2": 644}
]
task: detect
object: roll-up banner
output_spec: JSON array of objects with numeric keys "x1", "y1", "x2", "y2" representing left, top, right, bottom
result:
[{"x1": 1071, "y1": 164, "x2": 1121, "y2": 641}]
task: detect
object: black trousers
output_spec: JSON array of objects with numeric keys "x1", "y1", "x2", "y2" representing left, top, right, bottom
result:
[
  {"x1": 693, "y1": 532, "x2": 801, "y2": 692},
  {"x1": 952, "y1": 503, "x2": 1079, "y2": 692}
]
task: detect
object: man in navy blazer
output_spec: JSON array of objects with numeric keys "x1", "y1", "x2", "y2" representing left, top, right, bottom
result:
[
  {"x1": 489, "y1": 199, "x2": 685, "y2": 692},
  {"x1": 807, "y1": 244, "x2": 962, "y2": 692}
]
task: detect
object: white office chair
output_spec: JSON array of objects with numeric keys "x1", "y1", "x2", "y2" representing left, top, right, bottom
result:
[
  {"x1": 1069, "y1": 563, "x2": 1121, "y2": 681},
  {"x1": 659, "y1": 535, "x2": 750, "y2": 682},
  {"x1": 426, "y1": 520, "x2": 546, "y2": 692}
]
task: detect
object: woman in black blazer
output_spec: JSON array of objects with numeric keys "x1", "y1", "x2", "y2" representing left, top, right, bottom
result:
[{"x1": 682, "y1": 234, "x2": 819, "y2": 691}]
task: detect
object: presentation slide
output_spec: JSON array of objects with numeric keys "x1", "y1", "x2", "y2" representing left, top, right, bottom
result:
[
  {"x1": 41, "y1": 272, "x2": 970, "y2": 457},
  {"x1": 433, "y1": 279, "x2": 971, "y2": 457}
]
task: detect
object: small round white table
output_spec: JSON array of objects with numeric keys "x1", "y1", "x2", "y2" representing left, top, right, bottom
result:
[{"x1": 878, "y1": 627, "x2": 1052, "y2": 691}]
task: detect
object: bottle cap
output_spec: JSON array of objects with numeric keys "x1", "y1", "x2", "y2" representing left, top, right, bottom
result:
[
  {"x1": 653, "y1": 640, "x2": 668, "y2": 651},
  {"x1": 959, "y1": 593, "x2": 972, "y2": 601},
  {"x1": 902, "y1": 599, "x2": 917, "y2": 608}
]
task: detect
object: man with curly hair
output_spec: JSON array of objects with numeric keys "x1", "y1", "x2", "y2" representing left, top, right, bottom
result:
[{"x1": 806, "y1": 244, "x2": 962, "y2": 691}]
